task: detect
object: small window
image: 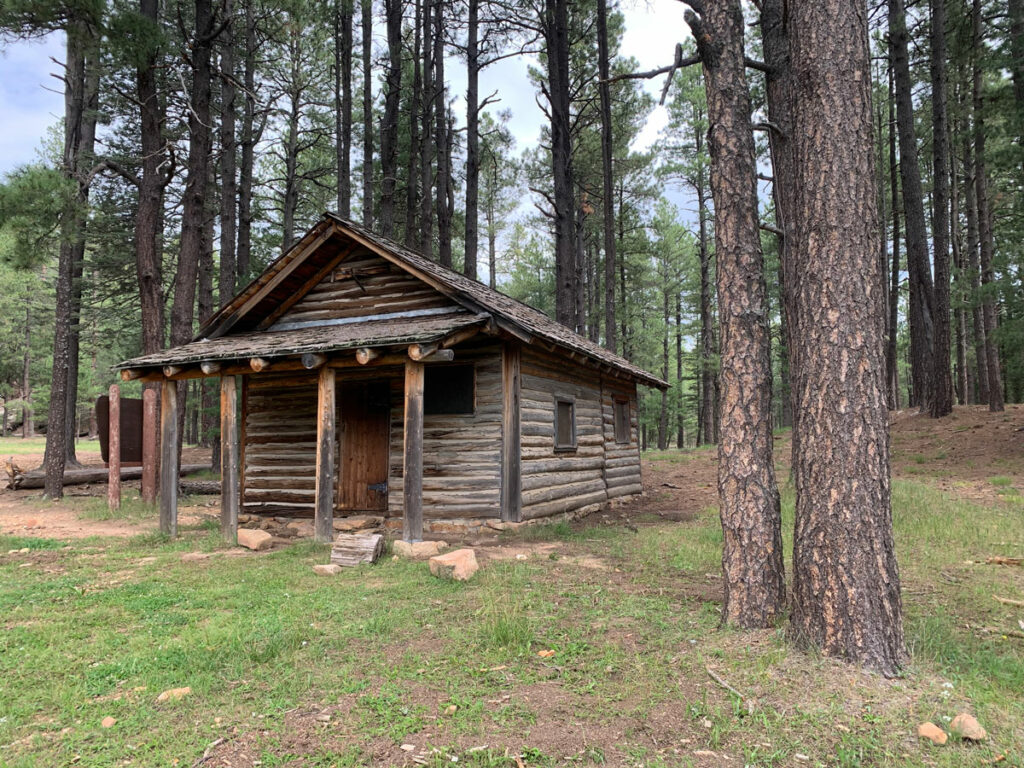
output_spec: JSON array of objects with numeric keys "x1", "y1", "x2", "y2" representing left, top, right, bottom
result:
[
  {"x1": 614, "y1": 398, "x2": 630, "y2": 444},
  {"x1": 424, "y1": 364, "x2": 475, "y2": 415},
  {"x1": 554, "y1": 397, "x2": 576, "y2": 451}
]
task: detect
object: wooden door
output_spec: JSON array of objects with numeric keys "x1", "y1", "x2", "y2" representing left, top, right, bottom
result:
[{"x1": 336, "y1": 381, "x2": 390, "y2": 511}]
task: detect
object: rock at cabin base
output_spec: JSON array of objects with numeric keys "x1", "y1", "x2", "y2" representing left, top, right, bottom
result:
[
  {"x1": 950, "y1": 713, "x2": 986, "y2": 741},
  {"x1": 237, "y1": 528, "x2": 273, "y2": 551},
  {"x1": 917, "y1": 722, "x2": 948, "y2": 745},
  {"x1": 313, "y1": 564, "x2": 342, "y2": 576},
  {"x1": 334, "y1": 515, "x2": 384, "y2": 532},
  {"x1": 429, "y1": 549, "x2": 479, "y2": 581},
  {"x1": 393, "y1": 540, "x2": 447, "y2": 559},
  {"x1": 286, "y1": 520, "x2": 316, "y2": 538}
]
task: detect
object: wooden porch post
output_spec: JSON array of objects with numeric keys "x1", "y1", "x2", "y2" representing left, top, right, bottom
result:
[
  {"x1": 159, "y1": 379, "x2": 179, "y2": 537},
  {"x1": 141, "y1": 387, "x2": 158, "y2": 505},
  {"x1": 501, "y1": 343, "x2": 522, "y2": 522},
  {"x1": 314, "y1": 366, "x2": 336, "y2": 543},
  {"x1": 107, "y1": 384, "x2": 121, "y2": 512},
  {"x1": 403, "y1": 359, "x2": 425, "y2": 542},
  {"x1": 220, "y1": 375, "x2": 240, "y2": 544}
]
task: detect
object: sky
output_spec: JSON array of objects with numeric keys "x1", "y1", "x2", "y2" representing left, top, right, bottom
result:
[{"x1": 0, "y1": 1, "x2": 691, "y2": 177}]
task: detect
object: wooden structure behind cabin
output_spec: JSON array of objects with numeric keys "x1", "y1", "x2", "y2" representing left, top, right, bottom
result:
[{"x1": 116, "y1": 214, "x2": 668, "y2": 542}]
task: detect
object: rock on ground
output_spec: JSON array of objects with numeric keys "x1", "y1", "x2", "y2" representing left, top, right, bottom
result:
[
  {"x1": 313, "y1": 564, "x2": 343, "y2": 576},
  {"x1": 429, "y1": 548, "x2": 479, "y2": 581},
  {"x1": 393, "y1": 540, "x2": 447, "y2": 559},
  {"x1": 334, "y1": 515, "x2": 384, "y2": 532},
  {"x1": 100, "y1": 716, "x2": 116, "y2": 729},
  {"x1": 917, "y1": 722, "x2": 948, "y2": 745},
  {"x1": 237, "y1": 528, "x2": 273, "y2": 551},
  {"x1": 950, "y1": 713, "x2": 986, "y2": 741},
  {"x1": 286, "y1": 520, "x2": 316, "y2": 538},
  {"x1": 156, "y1": 686, "x2": 191, "y2": 703}
]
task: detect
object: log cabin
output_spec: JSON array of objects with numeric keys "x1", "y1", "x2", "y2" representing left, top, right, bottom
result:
[{"x1": 115, "y1": 214, "x2": 668, "y2": 543}]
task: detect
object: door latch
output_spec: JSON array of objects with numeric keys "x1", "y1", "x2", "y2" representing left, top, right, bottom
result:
[{"x1": 367, "y1": 482, "x2": 388, "y2": 494}]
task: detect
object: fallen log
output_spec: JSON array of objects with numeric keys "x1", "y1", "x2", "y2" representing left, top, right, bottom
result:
[
  {"x1": 330, "y1": 533, "x2": 384, "y2": 567},
  {"x1": 180, "y1": 480, "x2": 221, "y2": 496},
  {"x1": 7, "y1": 463, "x2": 208, "y2": 491}
]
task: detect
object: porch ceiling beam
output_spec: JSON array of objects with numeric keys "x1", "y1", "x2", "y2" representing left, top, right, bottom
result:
[
  {"x1": 200, "y1": 361, "x2": 221, "y2": 375},
  {"x1": 408, "y1": 342, "x2": 438, "y2": 361},
  {"x1": 301, "y1": 353, "x2": 326, "y2": 369},
  {"x1": 249, "y1": 357, "x2": 272, "y2": 372},
  {"x1": 355, "y1": 347, "x2": 380, "y2": 365}
]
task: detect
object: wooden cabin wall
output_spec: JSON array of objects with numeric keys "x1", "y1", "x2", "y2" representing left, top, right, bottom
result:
[
  {"x1": 276, "y1": 250, "x2": 460, "y2": 326},
  {"x1": 520, "y1": 348, "x2": 609, "y2": 520},
  {"x1": 387, "y1": 345, "x2": 503, "y2": 520},
  {"x1": 242, "y1": 374, "x2": 319, "y2": 516},
  {"x1": 601, "y1": 376, "x2": 642, "y2": 499}
]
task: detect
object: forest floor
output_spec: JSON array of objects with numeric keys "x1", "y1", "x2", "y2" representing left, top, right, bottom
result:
[{"x1": 0, "y1": 406, "x2": 1022, "y2": 767}]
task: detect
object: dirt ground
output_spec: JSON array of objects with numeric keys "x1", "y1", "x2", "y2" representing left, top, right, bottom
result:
[{"x1": 2, "y1": 406, "x2": 1022, "y2": 543}]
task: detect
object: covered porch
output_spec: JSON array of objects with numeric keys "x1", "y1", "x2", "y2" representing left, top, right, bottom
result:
[{"x1": 117, "y1": 311, "x2": 514, "y2": 545}]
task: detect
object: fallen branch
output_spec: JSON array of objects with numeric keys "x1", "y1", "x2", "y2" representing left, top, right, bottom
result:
[
  {"x1": 191, "y1": 737, "x2": 226, "y2": 767},
  {"x1": 993, "y1": 595, "x2": 1024, "y2": 608},
  {"x1": 986, "y1": 556, "x2": 1022, "y2": 567},
  {"x1": 706, "y1": 667, "x2": 745, "y2": 701},
  {"x1": 7, "y1": 463, "x2": 208, "y2": 490}
]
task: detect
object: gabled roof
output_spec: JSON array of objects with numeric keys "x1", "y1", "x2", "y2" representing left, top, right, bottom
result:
[{"x1": 119, "y1": 214, "x2": 668, "y2": 389}]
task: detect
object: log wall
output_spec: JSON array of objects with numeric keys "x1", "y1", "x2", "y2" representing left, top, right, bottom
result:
[
  {"x1": 276, "y1": 250, "x2": 459, "y2": 326},
  {"x1": 387, "y1": 344, "x2": 504, "y2": 520},
  {"x1": 601, "y1": 375, "x2": 642, "y2": 499}
]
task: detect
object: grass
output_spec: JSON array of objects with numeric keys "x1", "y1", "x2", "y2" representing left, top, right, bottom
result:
[
  {"x1": 0, "y1": 468, "x2": 1022, "y2": 766},
  {"x1": 0, "y1": 436, "x2": 97, "y2": 457}
]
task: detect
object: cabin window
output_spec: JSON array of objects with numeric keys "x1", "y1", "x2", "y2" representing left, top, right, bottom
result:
[
  {"x1": 614, "y1": 398, "x2": 630, "y2": 444},
  {"x1": 554, "y1": 396, "x2": 577, "y2": 451},
  {"x1": 424, "y1": 364, "x2": 475, "y2": 415}
]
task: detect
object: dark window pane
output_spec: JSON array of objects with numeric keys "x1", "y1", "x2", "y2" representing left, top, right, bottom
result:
[
  {"x1": 555, "y1": 399, "x2": 575, "y2": 449},
  {"x1": 614, "y1": 399, "x2": 630, "y2": 444},
  {"x1": 424, "y1": 365, "x2": 475, "y2": 415}
]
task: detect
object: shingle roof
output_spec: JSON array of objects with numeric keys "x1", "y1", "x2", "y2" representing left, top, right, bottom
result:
[
  {"x1": 117, "y1": 311, "x2": 484, "y2": 369},
  {"x1": 117, "y1": 214, "x2": 668, "y2": 389}
]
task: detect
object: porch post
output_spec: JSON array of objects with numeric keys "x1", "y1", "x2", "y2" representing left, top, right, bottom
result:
[
  {"x1": 500, "y1": 343, "x2": 522, "y2": 522},
  {"x1": 220, "y1": 375, "x2": 240, "y2": 544},
  {"x1": 314, "y1": 366, "x2": 336, "y2": 543},
  {"x1": 403, "y1": 359, "x2": 424, "y2": 542},
  {"x1": 159, "y1": 379, "x2": 179, "y2": 537}
]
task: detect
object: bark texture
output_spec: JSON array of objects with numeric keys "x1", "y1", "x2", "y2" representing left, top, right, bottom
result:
[
  {"x1": 787, "y1": 0, "x2": 906, "y2": 675},
  {"x1": 687, "y1": 0, "x2": 785, "y2": 628}
]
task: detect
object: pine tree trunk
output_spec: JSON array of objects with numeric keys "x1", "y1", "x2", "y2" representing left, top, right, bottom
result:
[
  {"x1": 336, "y1": 0, "x2": 353, "y2": 218},
  {"x1": 464, "y1": 0, "x2": 480, "y2": 279},
  {"x1": 405, "y1": 0, "x2": 422, "y2": 249},
  {"x1": 434, "y1": 5, "x2": 452, "y2": 267},
  {"x1": 44, "y1": 14, "x2": 100, "y2": 497},
  {"x1": 695, "y1": 138, "x2": 716, "y2": 446},
  {"x1": 972, "y1": 0, "x2": 1004, "y2": 412},
  {"x1": 890, "y1": 0, "x2": 935, "y2": 412},
  {"x1": 686, "y1": 0, "x2": 785, "y2": 629},
  {"x1": 787, "y1": 0, "x2": 906, "y2": 675},
  {"x1": 379, "y1": 0, "x2": 403, "y2": 237},
  {"x1": 22, "y1": 299, "x2": 31, "y2": 438},
  {"x1": 887, "y1": 61, "x2": 901, "y2": 410},
  {"x1": 962, "y1": 115, "x2": 988, "y2": 404},
  {"x1": 597, "y1": 0, "x2": 617, "y2": 351},
  {"x1": 544, "y1": 0, "x2": 577, "y2": 330},
  {"x1": 237, "y1": 0, "x2": 257, "y2": 286},
  {"x1": 676, "y1": 294, "x2": 684, "y2": 448},
  {"x1": 929, "y1": 0, "x2": 954, "y2": 417},
  {"x1": 419, "y1": 0, "x2": 435, "y2": 255},
  {"x1": 361, "y1": 0, "x2": 374, "y2": 228}
]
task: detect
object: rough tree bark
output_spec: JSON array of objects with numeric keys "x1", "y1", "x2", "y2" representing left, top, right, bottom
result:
[
  {"x1": 929, "y1": 0, "x2": 953, "y2": 417},
  {"x1": 405, "y1": 0, "x2": 422, "y2": 249},
  {"x1": 420, "y1": 0, "x2": 435, "y2": 254},
  {"x1": 787, "y1": 0, "x2": 907, "y2": 675},
  {"x1": 693, "y1": 118, "x2": 716, "y2": 446},
  {"x1": 887, "y1": 59, "x2": 901, "y2": 410},
  {"x1": 434, "y1": 3, "x2": 453, "y2": 267},
  {"x1": 685, "y1": 0, "x2": 785, "y2": 629}
]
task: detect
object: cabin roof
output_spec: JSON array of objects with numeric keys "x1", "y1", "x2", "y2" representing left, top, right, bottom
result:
[{"x1": 117, "y1": 214, "x2": 668, "y2": 389}]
